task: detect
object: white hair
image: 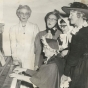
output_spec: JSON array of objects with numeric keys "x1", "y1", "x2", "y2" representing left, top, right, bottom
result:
[{"x1": 16, "y1": 5, "x2": 32, "y2": 18}]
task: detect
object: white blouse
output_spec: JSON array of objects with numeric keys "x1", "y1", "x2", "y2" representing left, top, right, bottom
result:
[{"x1": 9, "y1": 21, "x2": 39, "y2": 70}]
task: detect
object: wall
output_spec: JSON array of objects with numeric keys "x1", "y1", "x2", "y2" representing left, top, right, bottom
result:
[{"x1": 2, "y1": 0, "x2": 85, "y2": 56}]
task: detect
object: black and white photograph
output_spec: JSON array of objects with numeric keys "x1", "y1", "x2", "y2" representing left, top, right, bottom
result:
[{"x1": 0, "y1": 0, "x2": 88, "y2": 88}]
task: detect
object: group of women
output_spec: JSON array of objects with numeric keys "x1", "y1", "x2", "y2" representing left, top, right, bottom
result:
[{"x1": 9, "y1": 2, "x2": 88, "y2": 88}]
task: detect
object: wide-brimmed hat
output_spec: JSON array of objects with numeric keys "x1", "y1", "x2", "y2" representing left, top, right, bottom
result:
[{"x1": 62, "y1": 2, "x2": 88, "y2": 18}]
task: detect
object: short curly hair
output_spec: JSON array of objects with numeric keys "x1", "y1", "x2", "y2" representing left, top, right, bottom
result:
[{"x1": 16, "y1": 5, "x2": 32, "y2": 18}]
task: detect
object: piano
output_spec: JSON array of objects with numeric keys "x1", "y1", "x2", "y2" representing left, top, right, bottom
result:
[
  {"x1": 0, "y1": 23, "x2": 20, "y2": 88},
  {"x1": 0, "y1": 56, "x2": 20, "y2": 88}
]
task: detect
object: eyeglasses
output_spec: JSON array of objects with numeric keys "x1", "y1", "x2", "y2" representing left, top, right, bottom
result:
[
  {"x1": 47, "y1": 18, "x2": 57, "y2": 22},
  {"x1": 59, "y1": 25, "x2": 67, "y2": 28},
  {"x1": 20, "y1": 12, "x2": 30, "y2": 16}
]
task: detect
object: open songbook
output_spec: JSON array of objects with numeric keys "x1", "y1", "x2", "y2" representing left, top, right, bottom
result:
[{"x1": 0, "y1": 51, "x2": 5, "y2": 66}]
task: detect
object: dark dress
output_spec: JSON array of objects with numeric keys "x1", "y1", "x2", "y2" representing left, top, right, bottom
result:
[
  {"x1": 34, "y1": 29, "x2": 62, "y2": 67},
  {"x1": 64, "y1": 26, "x2": 88, "y2": 88},
  {"x1": 25, "y1": 55, "x2": 65, "y2": 88}
]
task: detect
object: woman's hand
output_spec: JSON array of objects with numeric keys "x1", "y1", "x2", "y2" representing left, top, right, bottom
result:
[
  {"x1": 10, "y1": 73, "x2": 32, "y2": 83},
  {"x1": 59, "y1": 46, "x2": 64, "y2": 51},
  {"x1": 13, "y1": 60, "x2": 19, "y2": 66},
  {"x1": 10, "y1": 73, "x2": 24, "y2": 80},
  {"x1": 61, "y1": 75, "x2": 68, "y2": 83},
  {"x1": 61, "y1": 50, "x2": 68, "y2": 57},
  {"x1": 34, "y1": 66, "x2": 39, "y2": 71},
  {"x1": 13, "y1": 67, "x2": 27, "y2": 74},
  {"x1": 60, "y1": 75, "x2": 71, "y2": 88}
]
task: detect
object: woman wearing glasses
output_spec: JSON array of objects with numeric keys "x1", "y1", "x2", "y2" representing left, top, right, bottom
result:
[
  {"x1": 9, "y1": 5, "x2": 39, "y2": 70},
  {"x1": 34, "y1": 10, "x2": 62, "y2": 70},
  {"x1": 58, "y1": 18, "x2": 73, "y2": 57}
]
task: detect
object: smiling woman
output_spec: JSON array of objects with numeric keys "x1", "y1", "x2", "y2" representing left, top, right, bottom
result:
[
  {"x1": 61, "y1": 2, "x2": 88, "y2": 88},
  {"x1": 9, "y1": 5, "x2": 39, "y2": 70},
  {"x1": 9, "y1": 5, "x2": 40, "y2": 88},
  {"x1": 16, "y1": 5, "x2": 32, "y2": 23}
]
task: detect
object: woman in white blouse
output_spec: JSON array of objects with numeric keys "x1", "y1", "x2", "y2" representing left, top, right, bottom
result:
[{"x1": 9, "y1": 5, "x2": 39, "y2": 70}]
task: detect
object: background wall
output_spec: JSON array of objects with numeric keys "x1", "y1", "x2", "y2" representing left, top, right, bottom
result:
[{"x1": 1, "y1": 0, "x2": 87, "y2": 56}]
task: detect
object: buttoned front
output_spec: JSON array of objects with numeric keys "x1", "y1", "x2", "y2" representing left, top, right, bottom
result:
[{"x1": 9, "y1": 21, "x2": 39, "y2": 70}]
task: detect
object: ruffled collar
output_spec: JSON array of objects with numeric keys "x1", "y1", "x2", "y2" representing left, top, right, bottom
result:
[
  {"x1": 46, "y1": 27, "x2": 57, "y2": 36},
  {"x1": 71, "y1": 21, "x2": 88, "y2": 35}
]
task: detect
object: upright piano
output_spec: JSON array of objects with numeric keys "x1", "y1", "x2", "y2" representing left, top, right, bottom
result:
[
  {"x1": 0, "y1": 56, "x2": 20, "y2": 88},
  {"x1": 0, "y1": 23, "x2": 20, "y2": 88}
]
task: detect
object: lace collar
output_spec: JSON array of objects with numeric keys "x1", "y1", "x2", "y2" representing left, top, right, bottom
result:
[{"x1": 71, "y1": 21, "x2": 88, "y2": 35}]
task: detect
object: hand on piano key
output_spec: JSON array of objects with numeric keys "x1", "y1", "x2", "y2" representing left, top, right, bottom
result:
[
  {"x1": 9, "y1": 73, "x2": 24, "y2": 80},
  {"x1": 13, "y1": 67, "x2": 27, "y2": 74},
  {"x1": 9, "y1": 73, "x2": 32, "y2": 83}
]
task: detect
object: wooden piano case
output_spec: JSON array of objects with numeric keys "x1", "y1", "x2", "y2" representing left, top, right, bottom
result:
[
  {"x1": 0, "y1": 56, "x2": 20, "y2": 88},
  {"x1": 0, "y1": 23, "x2": 20, "y2": 88}
]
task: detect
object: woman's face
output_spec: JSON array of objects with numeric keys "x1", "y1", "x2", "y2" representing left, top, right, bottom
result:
[
  {"x1": 69, "y1": 10, "x2": 79, "y2": 25},
  {"x1": 60, "y1": 22, "x2": 69, "y2": 33},
  {"x1": 47, "y1": 14, "x2": 57, "y2": 29},
  {"x1": 43, "y1": 45, "x2": 55, "y2": 58},
  {"x1": 19, "y1": 8, "x2": 30, "y2": 22}
]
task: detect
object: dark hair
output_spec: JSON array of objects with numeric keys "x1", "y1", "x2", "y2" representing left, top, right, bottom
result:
[
  {"x1": 45, "y1": 9, "x2": 60, "y2": 23},
  {"x1": 45, "y1": 10, "x2": 62, "y2": 34},
  {"x1": 16, "y1": 5, "x2": 32, "y2": 18},
  {"x1": 60, "y1": 19, "x2": 66, "y2": 24}
]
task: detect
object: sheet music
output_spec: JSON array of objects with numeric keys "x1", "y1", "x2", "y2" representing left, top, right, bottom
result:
[{"x1": 0, "y1": 51, "x2": 5, "y2": 66}]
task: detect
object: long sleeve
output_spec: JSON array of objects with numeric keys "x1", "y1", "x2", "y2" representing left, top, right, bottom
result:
[
  {"x1": 34, "y1": 30, "x2": 47, "y2": 68},
  {"x1": 33, "y1": 24, "x2": 40, "y2": 39},
  {"x1": 25, "y1": 69, "x2": 36, "y2": 76},
  {"x1": 34, "y1": 32, "x2": 41, "y2": 67},
  {"x1": 0, "y1": 33, "x2": 2, "y2": 51},
  {"x1": 9, "y1": 27, "x2": 17, "y2": 60},
  {"x1": 64, "y1": 28, "x2": 85, "y2": 76},
  {"x1": 34, "y1": 25, "x2": 41, "y2": 67}
]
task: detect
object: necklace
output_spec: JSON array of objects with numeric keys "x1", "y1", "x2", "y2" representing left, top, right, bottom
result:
[{"x1": 22, "y1": 25, "x2": 26, "y2": 27}]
